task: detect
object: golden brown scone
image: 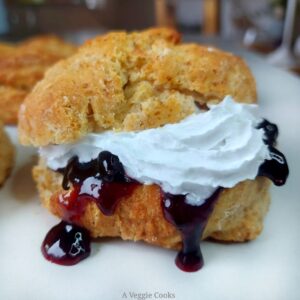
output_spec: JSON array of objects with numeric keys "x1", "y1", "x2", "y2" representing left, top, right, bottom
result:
[
  {"x1": 0, "y1": 124, "x2": 14, "y2": 185},
  {"x1": 20, "y1": 28, "x2": 265, "y2": 247},
  {"x1": 19, "y1": 28, "x2": 256, "y2": 146},
  {"x1": 0, "y1": 86, "x2": 27, "y2": 124},
  {"x1": 0, "y1": 36, "x2": 76, "y2": 124},
  {"x1": 33, "y1": 160, "x2": 270, "y2": 248}
]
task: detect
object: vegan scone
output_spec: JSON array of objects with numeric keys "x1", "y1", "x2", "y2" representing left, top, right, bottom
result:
[
  {"x1": 0, "y1": 35, "x2": 76, "y2": 124},
  {"x1": 18, "y1": 28, "x2": 289, "y2": 271}
]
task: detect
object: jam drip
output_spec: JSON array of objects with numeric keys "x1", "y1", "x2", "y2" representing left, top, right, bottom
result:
[
  {"x1": 257, "y1": 119, "x2": 289, "y2": 185},
  {"x1": 42, "y1": 221, "x2": 91, "y2": 266},
  {"x1": 162, "y1": 189, "x2": 221, "y2": 272},
  {"x1": 257, "y1": 119, "x2": 278, "y2": 146},
  {"x1": 57, "y1": 151, "x2": 139, "y2": 222},
  {"x1": 258, "y1": 146, "x2": 289, "y2": 186}
]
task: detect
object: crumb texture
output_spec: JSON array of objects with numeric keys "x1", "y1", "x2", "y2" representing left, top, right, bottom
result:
[{"x1": 19, "y1": 28, "x2": 257, "y2": 146}]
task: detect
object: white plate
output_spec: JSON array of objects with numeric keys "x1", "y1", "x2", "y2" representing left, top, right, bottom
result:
[{"x1": 0, "y1": 55, "x2": 299, "y2": 300}]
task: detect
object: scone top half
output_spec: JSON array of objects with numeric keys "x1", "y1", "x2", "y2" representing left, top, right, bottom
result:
[{"x1": 18, "y1": 28, "x2": 256, "y2": 146}]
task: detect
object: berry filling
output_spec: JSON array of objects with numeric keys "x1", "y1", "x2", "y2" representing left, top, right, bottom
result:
[
  {"x1": 42, "y1": 221, "x2": 91, "y2": 266},
  {"x1": 257, "y1": 119, "x2": 289, "y2": 186},
  {"x1": 162, "y1": 189, "x2": 222, "y2": 272},
  {"x1": 257, "y1": 119, "x2": 279, "y2": 146},
  {"x1": 56, "y1": 153, "x2": 140, "y2": 222}
]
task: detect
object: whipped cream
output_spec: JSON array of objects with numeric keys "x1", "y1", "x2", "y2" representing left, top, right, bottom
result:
[{"x1": 40, "y1": 96, "x2": 270, "y2": 206}]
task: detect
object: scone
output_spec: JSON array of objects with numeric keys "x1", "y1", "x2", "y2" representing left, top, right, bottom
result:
[
  {"x1": 0, "y1": 123, "x2": 14, "y2": 185},
  {"x1": 0, "y1": 35, "x2": 76, "y2": 124},
  {"x1": 18, "y1": 28, "x2": 288, "y2": 271}
]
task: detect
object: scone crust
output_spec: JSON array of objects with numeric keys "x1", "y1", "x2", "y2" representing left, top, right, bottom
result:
[
  {"x1": 0, "y1": 36, "x2": 76, "y2": 124},
  {"x1": 0, "y1": 125, "x2": 14, "y2": 185},
  {"x1": 33, "y1": 161, "x2": 270, "y2": 249},
  {"x1": 19, "y1": 28, "x2": 257, "y2": 146}
]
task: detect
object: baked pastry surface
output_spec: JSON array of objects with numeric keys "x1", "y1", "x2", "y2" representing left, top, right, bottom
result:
[
  {"x1": 0, "y1": 124, "x2": 14, "y2": 185},
  {"x1": 19, "y1": 28, "x2": 269, "y2": 247},
  {"x1": 19, "y1": 28, "x2": 256, "y2": 146},
  {"x1": 0, "y1": 36, "x2": 76, "y2": 124}
]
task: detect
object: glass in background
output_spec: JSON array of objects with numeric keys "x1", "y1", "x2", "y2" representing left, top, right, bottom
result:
[
  {"x1": 220, "y1": 0, "x2": 299, "y2": 72},
  {"x1": 221, "y1": 0, "x2": 285, "y2": 52},
  {"x1": 267, "y1": 0, "x2": 300, "y2": 70}
]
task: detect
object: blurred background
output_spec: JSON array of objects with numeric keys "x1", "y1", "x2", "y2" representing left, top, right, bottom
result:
[{"x1": 0, "y1": 0, "x2": 299, "y2": 73}]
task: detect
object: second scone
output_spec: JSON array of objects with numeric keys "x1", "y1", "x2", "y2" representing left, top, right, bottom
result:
[
  {"x1": 0, "y1": 35, "x2": 76, "y2": 124},
  {"x1": 0, "y1": 123, "x2": 14, "y2": 185}
]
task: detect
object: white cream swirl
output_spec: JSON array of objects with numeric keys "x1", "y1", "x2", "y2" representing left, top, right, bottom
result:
[{"x1": 40, "y1": 96, "x2": 270, "y2": 206}]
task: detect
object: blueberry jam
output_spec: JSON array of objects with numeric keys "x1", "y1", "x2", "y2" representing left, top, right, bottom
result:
[
  {"x1": 162, "y1": 189, "x2": 222, "y2": 272},
  {"x1": 56, "y1": 152, "x2": 139, "y2": 221},
  {"x1": 258, "y1": 146, "x2": 289, "y2": 186},
  {"x1": 257, "y1": 119, "x2": 289, "y2": 185},
  {"x1": 257, "y1": 119, "x2": 278, "y2": 146},
  {"x1": 42, "y1": 221, "x2": 91, "y2": 266}
]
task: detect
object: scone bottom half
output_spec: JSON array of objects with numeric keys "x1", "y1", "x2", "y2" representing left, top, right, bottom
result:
[
  {"x1": 16, "y1": 28, "x2": 289, "y2": 272},
  {"x1": 34, "y1": 116, "x2": 288, "y2": 272}
]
